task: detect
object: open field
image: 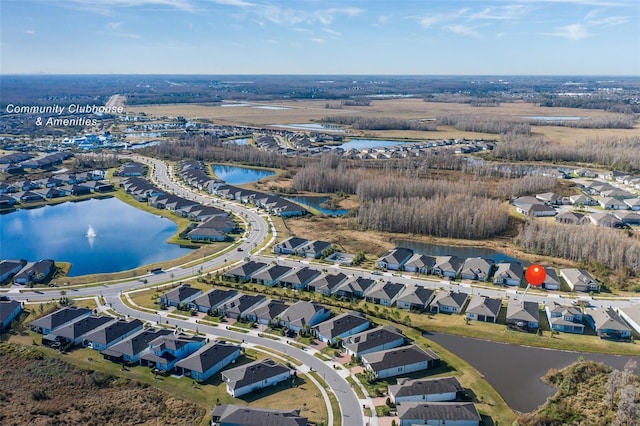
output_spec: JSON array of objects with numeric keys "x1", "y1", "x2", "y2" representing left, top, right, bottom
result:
[
  {"x1": 2, "y1": 335, "x2": 327, "y2": 426},
  {"x1": 133, "y1": 98, "x2": 640, "y2": 145}
]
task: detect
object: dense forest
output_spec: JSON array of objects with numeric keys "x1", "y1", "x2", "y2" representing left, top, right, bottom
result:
[
  {"x1": 491, "y1": 135, "x2": 640, "y2": 172},
  {"x1": 515, "y1": 221, "x2": 640, "y2": 289},
  {"x1": 320, "y1": 115, "x2": 437, "y2": 131},
  {"x1": 436, "y1": 115, "x2": 531, "y2": 135}
]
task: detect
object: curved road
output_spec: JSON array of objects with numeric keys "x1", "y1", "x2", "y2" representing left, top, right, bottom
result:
[{"x1": 5, "y1": 155, "x2": 365, "y2": 426}]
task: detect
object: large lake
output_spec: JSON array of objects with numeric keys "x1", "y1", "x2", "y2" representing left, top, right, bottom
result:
[
  {"x1": 212, "y1": 164, "x2": 275, "y2": 185},
  {"x1": 394, "y1": 239, "x2": 524, "y2": 264},
  {"x1": 0, "y1": 197, "x2": 190, "y2": 277}
]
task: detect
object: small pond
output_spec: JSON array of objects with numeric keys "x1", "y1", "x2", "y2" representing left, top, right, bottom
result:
[
  {"x1": 285, "y1": 195, "x2": 349, "y2": 216},
  {"x1": 211, "y1": 165, "x2": 275, "y2": 185}
]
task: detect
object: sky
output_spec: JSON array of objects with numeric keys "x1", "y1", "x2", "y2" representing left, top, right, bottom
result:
[{"x1": 1, "y1": 0, "x2": 639, "y2": 75}]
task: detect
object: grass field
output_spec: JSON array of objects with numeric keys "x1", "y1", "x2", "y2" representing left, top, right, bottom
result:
[
  {"x1": 133, "y1": 98, "x2": 640, "y2": 145},
  {"x1": 6, "y1": 333, "x2": 327, "y2": 425}
]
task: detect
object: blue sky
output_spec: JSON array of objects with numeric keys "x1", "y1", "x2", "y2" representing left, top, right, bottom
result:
[{"x1": 1, "y1": 0, "x2": 638, "y2": 75}]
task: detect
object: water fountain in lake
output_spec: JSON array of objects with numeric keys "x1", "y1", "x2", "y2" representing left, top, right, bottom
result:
[{"x1": 86, "y1": 224, "x2": 97, "y2": 238}]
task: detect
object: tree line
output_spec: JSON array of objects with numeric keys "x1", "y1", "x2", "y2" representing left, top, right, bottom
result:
[
  {"x1": 436, "y1": 115, "x2": 531, "y2": 135},
  {"x1": 491, "y1": 134, "x2": 640, "y2": 172},
  {"x1": 527, "y1": 115, "x2": 635, "y2": 129},
  {"x1": 320, "y1": 115, "x2": 437, "y2": 131},
  {"x1": 356, "y1": 194, "x2": 509, "y2": 239},
  {"x1": 515, "y1": 221, "x2": 640, "y2": 287}
]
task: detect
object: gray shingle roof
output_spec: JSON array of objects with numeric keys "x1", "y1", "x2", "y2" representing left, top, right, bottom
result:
[
  {"x1": 222, "y1": 358, "x2": 290, "y2": 391},
  {"x1": 362, "y1": 344, "x2": 440, "y2": 372},
  {"x1": 211, "y1": 404, "x2": 306, "y2": 426},
  {"x1": 343, "y1": 326, "x2": 405, "y2": 354},
  {"x1": 313, "y1": 311, "x2": 369, "y2": 340},
  {"x1": 29, "y1": 307, "x2": 92, "y2": 331},
  {"x1": 398, "y1": 402, "x2": 480, "y2": 422},
  {"x1": 174, "y1": 341, "x2": 241, "y2": 373},
  {"x1": 389, "y1": 376, "x2": 463, "y2": 399}
]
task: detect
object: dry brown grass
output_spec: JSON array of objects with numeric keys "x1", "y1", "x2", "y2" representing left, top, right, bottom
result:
[{"x1": 133, "y1": 98, "x2": 640, "y2": 145}]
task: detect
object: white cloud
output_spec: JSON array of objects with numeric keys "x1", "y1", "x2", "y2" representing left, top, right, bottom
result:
[
  {"x1": 470, "y1": 5, "x2": 529, "y2": 21},
  {"x1": 419, "y1": 8, "x2": 469, "y2": 28},
  {"x1": 447, "y1": 25, "x2": 481, "y2": 37},
  {"x1": 23, "y1": 29, "x2": 37, "y2": 35},
  {"x1": 323, "y1": 27, "x2": 341, "y2": 36},
  {"x1": 66, "y1": 0, "x2": 197, "y2": 14},
  {"x1": 546, "y1": 23, "x2": 590, "y2": 39},
  {"x1": 584, "y1": 9, "x2": 630, "y2": 26},
  {"x1": 311, "y1": 37, "x2": 325, "y2": 44}
]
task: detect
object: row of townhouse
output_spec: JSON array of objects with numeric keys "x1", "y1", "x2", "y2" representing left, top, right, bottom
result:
[
  {"x1": 221, "y1": 259, "x2": 629, "y2": 338},
  {"x1": 119, "y1": 169, "x2": 237, "y2": 241},
  {"x1": 0, "y1": 259, "x2": 55, "y2": 285},
  {"x1": 375, "y1": 248, "x2": 600, "y2": 292},
  {"x1": 0, "y1": 172, "x2": 112, "y2": 209},
  {"x1": 173, "y1": 161, "x2": 310, "y2": 218},
  {"x1": 29, "y1": 306, "x2": 292, "y2": 387},
  {"x1": 515, "y1": 192, "x2": 640, "y2": 226},
  {"x1": 0, "y1": 151, "x2": 73, "y2": 174}
]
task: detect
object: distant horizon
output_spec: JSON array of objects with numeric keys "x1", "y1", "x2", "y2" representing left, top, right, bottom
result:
[
  {"x1": 2, "y1": 1, "x2": 638, "y2": 75},
  {"x1": 2, "y1": 73, "x2": 639, "y2": 78}
]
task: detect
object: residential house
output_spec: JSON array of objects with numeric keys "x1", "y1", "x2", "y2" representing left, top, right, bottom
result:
[
  {"x1": 101, "y1": 328, "x2": 173, "y2": 364},
  {"x1": 545, "y1": 302, "x2": 585, "y2": 334},
  {"x1": 13, "y1": 259, "x2": 55, "y2": 285},
  {"x1": 512, "y1": 196, "x2": 545, "y2": 209},
  {"x1": 54, "y1": 315, "x2": 114, "y2": 346},
  {"x1": 224, "y1": 261, "x2": 268, "y2": 282},
  {"x1": 585, "y1": 307, "x2": 632, "y2": 340},
  {"x1": 569, "y1": 194, "x2": 596, "y2": 206},
  {"x1": 251, "y1": 264, "x2": 294, "y2": 287},
  {"x1": 404, "y1": 254, "x2": 436, "y2": 274},
  {"x1": 299, "y1": 240, "x2": 333, "y2": 259},
  {"x1": 189, "y1": 289, "x2": 237, "y2": 314},
  {"x1": 506, "y1": 299, "x2": 539, "y2": 332},
  {"x1": 245, "y1": 299, "x2": 289, "y2": 326},
  {"x1": 598, "y1": 197, "x2": 628, "y2": 210},
  {"x1": 397, "y1": 402, "x2": 481, "y2": 426},
  {"x1": 560, "y1": 269, "x2": 600, "y2": 292},
  {"x1": 614, "y1": 211, "x2": 640, "y2": 225},
  {"x1": 278, "y1": 267, "x2": 321, "y2": 290},
  {"x1": 218, "y1": 294, "x2": 266, "y2": 320},
  {"x1": 364, "y1": 281, "x2": 405, "y2": 306},
  {"x1": 312, "y1": 311, "x2": 370, "y2": 344},
  {"x1": 197, "y1": 216, "x2": 237, "y2": 233},
  {"x1": 159, "y1": 284, "x2": 202, "y2": 308},
  {"x1": 459, "y1": 258, "x2": 494, "y2": 282},
  {"x1": 29, "y1": 307, "x2": 92, "y2": 334},
  {"x1": 119, "y1": 162, "x2": 145, "y2": 176},
  {"x1": 536, "y1": 192, "x2": 562, "y2": 204},
  {"x1": 334, "y1": 276, "x2": 375, "y2": 299},
  {"x1": 362, "y1": 344, "x2": 440, "y2": 379},
  {"x1": 389, "y1": 376, "x2": 464, "y2": 404},
  {"x1": 273, "y1": 237, "x2": 308, "y2": 255},
  {"x1": 465, "y1": 295, "x2": 501, "y2": 323},
  {"x1": 555, "y1": 211, "x2": 586, "y2": 225},
  {"x1": 222, "y1": 358, "x2": 292, "y2": 397},
  {"x1": 210, "y1": 404, "x2": 307, "y2": 426},
  {"x1": 517, "y1": 203, "x2": 557, "y2": 217},
  {"x1": 0, "y1": 259, "x2": 27, "y2": 283},
  {"x1": 279, "y1": 301, "x2": 332, "y2": 333},
  {"x1": 187, "y1": 226, "x2": 227, "y2": 242},
  {"x1": 493, "y1": 262, "x2": 523, "y2": 286},
  {"x1": 542, "y1": 267, "x2": 561, "y2": 290},
  {"x1": 376, "y1": 247, "x2": 414, "y2": 271},
  {"x1": 588, "y1": 212, "x2": 624, "y2": 228},
  {"x1": 617, "y1": 304, "x2": 640, "y2": 335},
  {"x1": 396, "y1": 285, "x2": 435, "y2": 311},
  {"x1": 624, "y1": 198, "x2": 640, "y2": 211},
  {"x1": 0, "y1": 194, "x2": 17, "y2": 209},
  {"x1": 140, "y1": 333, "x2": 206, "y2": 371},
  {"x1": 175, "y1": 341, "x2": 241, "y2": 382},
  {"x1": 308, "y1": 272, "x2": 348, "y2": 295},
  {"x1": 0, "y1": 300, "x2": 22, "y2": 332},
  {"x1": 82, "y1": 319, "x2": 144, "y2": 351},
  {"x1": 429, "y1": 291, "x2": 468, "y2": 314},
  {"x1": 343, "y1": 326, "x2": 405, "y2": 357},
  {"x1": 432, "y1": 256, "x2": 464, "y2": 279}
]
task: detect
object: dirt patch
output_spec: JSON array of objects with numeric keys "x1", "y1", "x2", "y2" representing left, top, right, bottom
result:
[{"x1": 0, "y1": 344, "x2": 204, "y2": 426}]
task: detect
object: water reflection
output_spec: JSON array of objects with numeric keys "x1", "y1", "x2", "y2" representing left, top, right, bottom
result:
[
  {"x1": 285, "y1": 195, "x2": 348, "y2": 216},
  {"x1": 1, "y1": 198, "x2": 191, "y2": 276},
  {"x1": 212, "y1": 164, "x2": 275, "y2": 185}
]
